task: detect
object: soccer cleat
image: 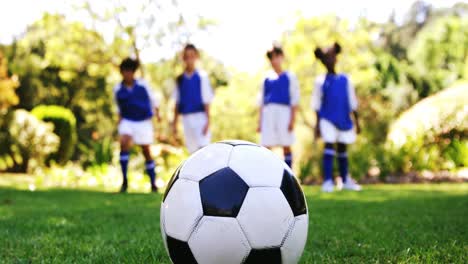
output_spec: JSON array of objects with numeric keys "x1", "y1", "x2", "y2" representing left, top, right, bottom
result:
[
  {"x1": 321, "y1": 180, "x2": 335, "y2": 193},
  {"x1": 342, "y1": 178, "x2": 362, "y2": 191},
  {"x1": 151, "y1": 185, "x2": 158, "y2": 193},
  {"x1": 119, "y1": 183, "x2": 128, "y2": 193}
]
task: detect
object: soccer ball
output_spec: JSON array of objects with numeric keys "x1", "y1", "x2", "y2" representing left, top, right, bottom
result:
[{"x1": 160, "y1": 140, "x2": 308, "y2": 264}]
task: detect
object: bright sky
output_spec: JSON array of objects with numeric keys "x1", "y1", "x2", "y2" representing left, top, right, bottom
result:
[{"x1": 0, "y1": 0, "x2": 462, "y2": 71}]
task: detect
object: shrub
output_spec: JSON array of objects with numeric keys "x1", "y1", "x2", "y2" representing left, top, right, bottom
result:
[
  {"x1": 386, "y1": 82, "x2": 468, "y2": 172},
  {"x1": 7, "y1": 109, "x2": 60, "y2": 172},
  {"x1": 31, "y1": 105, "x2": 77, "y2": 164},
  {"x1": 78, "y1": 136, "x2": 114, "y2": 168}
]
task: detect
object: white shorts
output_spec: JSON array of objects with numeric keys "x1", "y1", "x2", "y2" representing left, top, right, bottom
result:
[
  {"x1": 118, "y1": 118, "x2": 154, "y2": 145},
  {"x1": 182, "y1": 112, "x2": 211, "y2": 153},
  {"x1": 261, "y1": 104, "x2": 295, "y2": 147},
  {"x1": 319, "y1": 119, "x2": 356, "y2": 144}
]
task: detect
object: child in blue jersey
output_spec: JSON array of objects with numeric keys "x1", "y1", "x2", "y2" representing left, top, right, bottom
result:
[
  {"x1": 258, "y1": 46, "x2": 300, "y2": 168},
  {"x1": 172, "y1": 44, "x2": 214, "y2": 153},
  {"x1": 114, "y1": 58, "x2": 161, "y2": 193},
  {"x1": 311, "y1": 43, "x2": 362, "y2": 192}
]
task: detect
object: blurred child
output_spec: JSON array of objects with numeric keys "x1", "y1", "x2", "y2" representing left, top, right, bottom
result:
[
  {"x1": 114, "y1": 58, "x2": 161, "y2": 193},
  {"x1": 172, "y1": 44, "x2": 214, "y2": 153},
  {"x1": 258, "y1": 46, "x2": 300, "y2": 168},
  {"x1": 312, "y1": 43, "x2": 362, "y2": 192}
]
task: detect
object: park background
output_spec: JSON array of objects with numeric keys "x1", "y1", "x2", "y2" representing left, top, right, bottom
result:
[
  {"x1": 1, "y1": 1, "x2": 467, "y2": 263},
  {"x1": 0, "y1": 0, "x2": 467, "y2": 191}
]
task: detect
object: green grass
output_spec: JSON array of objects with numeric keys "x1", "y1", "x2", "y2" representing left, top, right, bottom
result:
[{"x1": 0, "y1": 184, "x2": 467, "y2": 263}]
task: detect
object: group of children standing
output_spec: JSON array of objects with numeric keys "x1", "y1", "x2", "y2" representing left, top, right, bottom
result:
[{"x1": 114, "y1": 43, "x2": 361, "y2": 193}]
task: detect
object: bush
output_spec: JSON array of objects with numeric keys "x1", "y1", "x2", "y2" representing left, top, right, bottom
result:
[
  {"x1": 7, "y1": 109, "x2": 60, "y2": 172},
  {"x1": 31, "y1": 105, "x2": 77, "y2": 165},
  {"x1": 78, "y1": 136, "x2": 114, "y2": 168},
  {"x1": 386, "y1": 82, "x2": 468, "y2": 172}
]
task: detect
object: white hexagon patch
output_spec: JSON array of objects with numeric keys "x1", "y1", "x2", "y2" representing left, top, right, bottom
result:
[
  {"x1": 229, "y1": 146, "x2": 284, "y2": 187},
  {"x1": 237, "y1": 187, "x2": 294, "y2": 248},
  {"x1": 162, "y1": 179, "x2": 203, "y2": 241}
]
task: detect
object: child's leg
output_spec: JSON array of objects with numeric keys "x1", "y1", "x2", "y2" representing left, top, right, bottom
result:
[
  {"x1": 120, "y1": 135, "x2": 132, "y2": 189},
  {"x1": 182, "y1": 115, "x2": 199, "y2": 153},
  {"x1": 141, "y1": 145, "x2": 157, "y2": 189},
  {"x1": 337, "y1": 143, "x2": 348, "y2": 183},
  {"x1": 283, "y1": 146, "x2": 293, "y2": 168},
  {"x1": 323, "y1": 143, "x2": 335, "y2": 182}
]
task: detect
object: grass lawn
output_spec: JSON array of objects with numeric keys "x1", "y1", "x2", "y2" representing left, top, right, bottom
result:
[{"x1": 0, "y1": 183, "x2": 467, "y2": 263}]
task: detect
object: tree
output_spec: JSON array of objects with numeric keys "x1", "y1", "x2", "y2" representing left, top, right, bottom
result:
[
  {"x1": 0, "y1": 51, "x2": 19, "y2": 110},
  {"x1": 81, "y1": 0, "x2": 216, "y2": 75},
  {"x1": 407, "y1": 15, "x2": 468, "y2": 97},
  {"x1": 379, "y1": 2, "x2": 468, "y2": 99},
  {"x1": 6, "y1": 14, "x2": 116, "y2": 159},
  {"x1": 0, "y1": 51, "x2": 20, "y2": 171}
]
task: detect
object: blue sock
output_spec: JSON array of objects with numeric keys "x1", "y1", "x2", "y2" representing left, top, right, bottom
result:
[
  {"x1": 323, "y1": 148, "x2": 335, "y2": 182},
  {"x1": 120, "y1": 151, "x2": 130, "y2": 185},
  {"x1": 145, "y1": 160, "x2": 156, "y2": 186},
  {"x1": 338, "y1": 152, "x2": 348, "y2": 183},
  {"x1": 284, "y1": 153, "x2": 293, "y2": 168}
]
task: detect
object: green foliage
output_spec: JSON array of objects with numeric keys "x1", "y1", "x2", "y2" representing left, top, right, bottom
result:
[
  {"x1": 211, "y1": 72, "x2": 258, "y2": 142},
  {"x1": 0, "y1": 111, "x2": 16, "y2": 171},
  {"x1": 0, "y1": 53, "x2": 20, "y2": 171},
  {"x1": 6, "y1": 110, "x2": 60, "y2": 172},
  {"x1": 443, "y1": 139, "x2": 468, "y2": 168},
  {"x1": 387, "y1": 82, "x2": 468, "y2": 172},
  {"x1": 0, "y1": 51, "x2": 19, "y2": 110},
  {"x1": 1, "y1": 3, "x2": 467, "y2": 181},
  {"x1": 5, "y1": 14, "x2": 116, "y2": 160},
  {"x1": 31, "y1": 105, "x2": 77, "y2": 165},
  {"x1": 407, "y1": 15, "x2": 468, "y2": 97},
  {"x1": 78, "y1": 137, "x2": 114, "y2": 168}
]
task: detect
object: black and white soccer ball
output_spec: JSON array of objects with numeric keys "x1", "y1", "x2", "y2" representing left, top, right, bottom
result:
[{"x1": 160, "y1": 140, "x2": 308, "y2": 264}]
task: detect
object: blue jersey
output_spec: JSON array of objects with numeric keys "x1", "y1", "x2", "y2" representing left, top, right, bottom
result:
[
  {"x1": 176, "y1": 71, "x2": 206, "y2": 114},
  {"x1": 114, "y1": 80, "x2": 157, "y2": 121},
  {"x1": 263, "y1": 72, "x2": 291, "y2": 105},
  {"x1": 318, "y1": 74, "x2": 354, "y2": 130}
]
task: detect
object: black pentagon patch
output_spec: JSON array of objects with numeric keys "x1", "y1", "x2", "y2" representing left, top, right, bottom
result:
[
  {"x1": 199, "y1": 167, "x2": 249, "y2": 217},
  {"x1": 244, "y1": 248, "x2": 282, "y2": 264},
  {"x1": 163, "y1": 163, "x2": 183, "y2": 202},
  {"x1": 280, "y1": 169, "x2": 307, "y2": 216},
  {"x1": 166, "y1": 236, "x2": 197, "y2": 264},
  {"x1": 216, "y1": 140, "x2": 259, "y2": 147}
]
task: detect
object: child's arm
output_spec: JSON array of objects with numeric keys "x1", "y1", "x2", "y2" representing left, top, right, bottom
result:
[
  {"x1": 289, "y1": 73, "x2": 300, "y2": 131},
  {"x1": 144, "y1": 81, "x2": 161, "y2": 122},
  {"x1": 203, "y1": 104, "x2": 210, "y2": 135},
  {"x1": 113, "y1": 84, "x2": 122, "y2": 124},
  {"x1": 172, "y1": 81, "x2": 180, "y2": 135},
  {"x1": 201, "y1": 71, "x2": 214, "y2": 135},
  {"x1": 257, "y1": 106, "x2": 263, "y2": 133},
  {"x1": 257, "y1": 82, "x2": 265, "y2": 133},
  {"x1": 314, "y1": 111, "x2": 320, "y2": 139},
  {"x1": 347, "y1": 77, "x2": 360, "y2": 134},
  {"x1": 154, "y1": 107, "x2": 161, "y2": 122},
  {"x1": 172, "y1": 106, "x2": 179, "y2": 135},
  {"x1": 289, "y1": 106, "x2": 297, "y2": 131},
  {"x1": 311, "y1": 77, "x2": 323, "y2": 140},
  {"x1": 352, "y1": 111, "x2": 360, "y2": 134}
]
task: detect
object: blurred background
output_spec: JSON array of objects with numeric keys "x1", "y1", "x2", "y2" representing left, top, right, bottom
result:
[{"x1": 0, "y1": 0, "x2": 467, "y2": 192}]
